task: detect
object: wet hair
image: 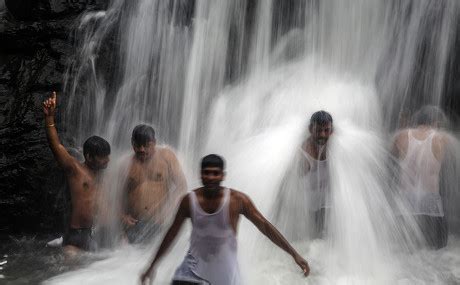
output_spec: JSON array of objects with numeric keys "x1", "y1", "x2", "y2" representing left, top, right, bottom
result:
[
  {"x1": 309, "y1": 110, "x2": 333, "y2": 126},
  {"x1": 131, "y1": 124, "x2": 156, "y2": 146},
  {"x1": 201, "y1": 154, "x2": 225, "y2": 170},
  {"x1": 83, "y1": 136, "x2": 111, "y2": 158},
  {"x1": 412, "y1": 105, "x2": 447, "y2": 127}
]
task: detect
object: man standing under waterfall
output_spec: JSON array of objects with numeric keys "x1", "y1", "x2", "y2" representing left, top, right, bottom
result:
[
  {"x1": 122, "y1": 124, "x2": 187, "y2": 244},
  {"x1": 43, "y1": 92, "x2": 111, "y2": 255},
  {"x1": 140, "y1": 154, "x2": 310, "y2": 285},
  {"x1": 301, "y1": 110, "x2": 333, "y2": 238},
  {"x1": 392, "y1": 106, "x2": 449, "y2": 249}
]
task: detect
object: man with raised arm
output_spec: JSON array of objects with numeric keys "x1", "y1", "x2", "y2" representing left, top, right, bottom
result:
[
  {"x1": 122, "y1": 124, "x2": 187, "y2": 244},
  {"x1": 140, "y1": 154, "x2": 310, "y2": 285},
  {"x1": 43, "y1": 92, "x2": 111, "y2": 255}
]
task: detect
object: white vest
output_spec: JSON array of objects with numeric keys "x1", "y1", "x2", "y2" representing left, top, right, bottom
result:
[
  {"x1": 174, "y1": 188, "x2": 240, "y2": 284},
  {"x1": 300, "y1": 148, "x2": 330, "y2": 212},
  {"x1": 399, "y1": 130, "x2": 444, "y2": 216}
]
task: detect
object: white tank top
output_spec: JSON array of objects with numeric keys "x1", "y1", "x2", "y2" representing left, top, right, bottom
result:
[
  {"x1": 399, "y1": 130, "x2": 444, "y2": 216},
  {"x1": 300, "y1": 148, "x2": 330, "y2": 212},
  {"x1": 174, "y1": 188, "x2": 240, "y2": 284}
]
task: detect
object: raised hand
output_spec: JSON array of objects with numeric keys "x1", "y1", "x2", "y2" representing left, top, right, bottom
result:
[{"x1": 43, "y1": 91, "x2": 57, "y2": 116}]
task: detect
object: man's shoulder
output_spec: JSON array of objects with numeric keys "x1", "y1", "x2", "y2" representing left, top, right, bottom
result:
[
  {"x1": 157, "y1": 145, "x2": 175, "y2": 154},
  {"x1": 157, "y1": 146, "x2": 178, "y2": 160},
  {"x1": 228, "y1": 189, "x2": 249, "y2": 202}
]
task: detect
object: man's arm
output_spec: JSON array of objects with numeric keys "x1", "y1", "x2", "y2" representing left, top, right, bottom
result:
[
  {"x1": 140, "y1": 194, "x2": 190, "y2": 284},
  {"x1": 240, "y1": 192, "x2": 310, "y2": 276},
  {"x1": 391, "y1": 130, "x2": 408, "y2": 159},
  {"x1": 43, "y1": 92, "x2": 77, "y2": 172}
]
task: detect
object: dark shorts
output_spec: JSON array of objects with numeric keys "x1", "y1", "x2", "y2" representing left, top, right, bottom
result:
[
  {"x1": 416, "y1": 215, "x2": 448, "y2": 249},
  {"x1": 63, "y1": 228, "x2": 97, "y2": 251},
  {"x1": 126, "y1": 220, "x2": 162, "y2": 244}
]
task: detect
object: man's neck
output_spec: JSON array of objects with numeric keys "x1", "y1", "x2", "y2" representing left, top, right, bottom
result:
[
  {"x1": 306, "y1": 138, "x2": 327, "y2": 160},
  {"x1": 83, "y1": 162, "x2": 99, "y2": 178},
  {"x1": 202, "y1": 186, "x2": 223, "y2": 199}
]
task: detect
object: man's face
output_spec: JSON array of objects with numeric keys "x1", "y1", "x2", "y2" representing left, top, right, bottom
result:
[
  {"x1": 201, "y1": 167, "x2": 225, "y2": 191},
  {"x1": 87, "y1": 155, "x2": 110, "y2": 170},
  {"x1": 310, "y1": 122, "x2": 333, "y2": 146},
  {"x1": 132, "y1": 141, "x2": 155, "y2": 162}
]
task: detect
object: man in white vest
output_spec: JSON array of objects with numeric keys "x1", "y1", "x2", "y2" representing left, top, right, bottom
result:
[{"x1": 141, "y1": 154, "x2": 310, "y2": 285}]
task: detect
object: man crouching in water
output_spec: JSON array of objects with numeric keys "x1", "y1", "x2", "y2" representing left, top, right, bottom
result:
[
  {"x1": 122, "y1": 124, "x2": 187, "y2": 244},
  {"x1": 141, "y1": 154, "x2": 310, "y2": 285},
  {"x1": 43, "y1": 92, "x2": 110, "y2": 256}
]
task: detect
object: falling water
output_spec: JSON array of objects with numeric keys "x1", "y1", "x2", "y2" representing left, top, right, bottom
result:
[{"x1": 48, "y1": 0, "x2": 460, "y2": 284}]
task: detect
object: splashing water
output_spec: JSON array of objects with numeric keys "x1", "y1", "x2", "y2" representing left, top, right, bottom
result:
[{"x1": 46, "y1": 0, "x2": 460, "y2": 284}]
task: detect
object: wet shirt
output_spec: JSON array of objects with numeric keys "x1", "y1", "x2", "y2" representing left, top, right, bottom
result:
[
  {"x1": 173, "y1": 188, "x2": 240, "y2": 285},
  {"x1": 300, "y1": 148, "x2": 330, "y2": 212},
  {"x1": 400, "y1": 130, "x2": 443, "y2": 216}
]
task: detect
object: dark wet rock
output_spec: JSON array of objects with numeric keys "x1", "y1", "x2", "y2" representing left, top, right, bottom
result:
[
  {"x1": 5, "y1": 0, "x2": 108, "y2": 21},
  {"x1": 0, "y1": 3, "x2": 94, "y2": 235}
]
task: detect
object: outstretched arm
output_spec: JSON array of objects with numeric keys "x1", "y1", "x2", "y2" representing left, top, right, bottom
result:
[
  {"x1": 241, "y1": 193, "x2": 310, "y2": 276},
  {"x1": 140, "y1": 194, "x2": 190, "y2": 284},
  {"x1": 43, "y1": 92, "x2": 76, "y2": 173}
]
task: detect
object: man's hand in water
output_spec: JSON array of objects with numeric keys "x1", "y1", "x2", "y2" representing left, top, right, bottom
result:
[
  {"x1": 140, "y1": 267, "x2": 155, "y2": 285},
  {"x1": 43, "y1": 91, "x2": 57, "y2": 116},
  {"x1": 122, "y1": 214, "x2": 138, "y2": 227},
  {"x1": 294, "y1": 254, "x2": 310, "y2": 276}
]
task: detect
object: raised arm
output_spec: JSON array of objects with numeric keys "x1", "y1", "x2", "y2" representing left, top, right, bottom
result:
[
  {"x1": 140, "y1": 194, "x2": 190, "y2": 284},
  {"x1": 240, "y1": 193, "x2": 310, "y2": 276},
  {"x1": 43, "y1": 92, "x2": 77, "y2": 173}
]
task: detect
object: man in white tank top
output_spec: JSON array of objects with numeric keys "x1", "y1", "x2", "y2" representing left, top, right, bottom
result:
[
  {"x1": 140, "y1": 154, "x2": 310, "y2": 284},
  {"x1": 392, "y1": 106, "x2": 449, "y2": 249},
  {"x1": 301, "y1": 111, "x2": 333, "y2": 238}
]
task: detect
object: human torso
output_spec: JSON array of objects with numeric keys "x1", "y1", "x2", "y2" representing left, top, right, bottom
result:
[
  {"x1": 399, "y1": 128, "x2": 444, "y2": 216},
  {"x1": 127, "y1": 148, "x2": 171, "y2": 222},
  {"x1": 300, "y1": 142, "x2": 330, "y2": 211},
  {"x1": 67, "y1": 163, "x2": 100, "y2": 229},
  {"x1": 175, "y1": 188, "x2": 240, "y2": 285}
]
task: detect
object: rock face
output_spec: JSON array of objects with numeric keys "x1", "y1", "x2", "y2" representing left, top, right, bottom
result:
[
  {"x1": 5, "y1": 0, "x2": 107, "y2": 20},
  {"x1": 0, "y1": 2, "x2": 106, "y2": 234}
]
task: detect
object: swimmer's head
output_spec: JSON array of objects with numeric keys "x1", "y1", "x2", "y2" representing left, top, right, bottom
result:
[
  {"x1": 201, "y1": 154, "x2": 225, "y2": 191},
  {"x1": 412, "y1": 105, "x2": 447, "y2": 128},
  {"x1": 131, "y1": 124, "x2": 156, "y2": 162},
  {"x1": 83, "y1": 136, "x2": 111, "y2": 170},
  {"x1": 309, "y1": 110, "x2": 333, "y2": 146}
]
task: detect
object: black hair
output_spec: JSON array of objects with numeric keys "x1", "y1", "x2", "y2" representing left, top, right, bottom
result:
[
  {"x1": 309, "y1": 110, "x2": 333, "y2": 126},
  {"x1": 201, "y1": 154, "x2": 225, "y2": 170},
  {"x1": 83, "y1": 136, "x2": 111, "y2": 158},
  {"x1": 412, "y1": 105, "x2": 447, "y2": 127},
  {"x1": 131, "y1": 124, "x2": 156, "y2": 146}
]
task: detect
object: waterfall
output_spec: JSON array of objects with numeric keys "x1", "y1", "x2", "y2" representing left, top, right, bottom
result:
[{"x1": 49, "y1": 0, "x2": 460, "y2": 284}]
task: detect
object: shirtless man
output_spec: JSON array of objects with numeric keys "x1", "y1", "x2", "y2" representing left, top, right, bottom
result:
[
  {"x1": 122, "y1": 124, "x2": 187, "y2": 244},
  {"x1": 43, "y1": 92, "x2": 111, "y2": 255},
  {"x1": 140, "y1": 154, "x2": 310, "y2": 285},
  {"x1": 392, "y1": 106, "x2": 449, "y2": 249},
  {"x1": 300, "y1": 110, "x2": 333, "y2": 237}
]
